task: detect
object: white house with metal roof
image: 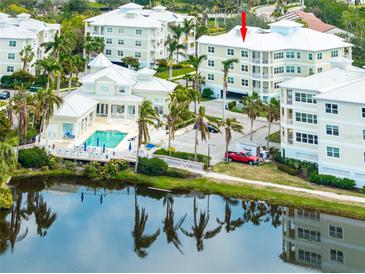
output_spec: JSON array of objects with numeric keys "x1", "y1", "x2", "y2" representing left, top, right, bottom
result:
[
  {"x1": 279, "y1": 58, "x2": 365, "y2": 187},
  {"x1": 0, "y1": 12, "x2": 60, "y2": 77},
  {"x1": 45, "y1": 53, "x2": 177, "y2": 142},
  {"x1": 197, "y1": 20, "x2": 353, "y2": 101},
  {"x1": 84, "y1": 3, "x2": 196, "y2": 67}
]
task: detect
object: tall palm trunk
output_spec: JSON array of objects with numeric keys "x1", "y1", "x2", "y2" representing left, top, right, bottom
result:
[
  {"x1": 16, "y1": 115, "x2": 21, "y2": 161},
  {"x1": 56, "y1": 76, "x2": 61, "y2": 96},
  {"x1": 169, "y1": 64, "x2": 173, "y2": 81},
  {"x1": 250, "y1": 118, "x2": 254, "y2": 141},
  {"x1": 266, "y1": 121, "x2": 272, "y2": 149},
  {"x1": 194, "y1": 126, "x2": 198, "y2": 161},
  {"x1": 168, "y1": 123, "x2": 172, "y2": 156},
  {"x1": 134, "y1": 124, "x2": 142, "y2": 173},
  {"x1": 223, "y1": 80, "x2": 227, "y2": 119}
]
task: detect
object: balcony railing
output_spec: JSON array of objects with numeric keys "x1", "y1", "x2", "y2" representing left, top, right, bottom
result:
[
  {"x1": 262, "y1": 87, "x2": 269, "y2": 94},
  {"x1": 262, "y1": 74, "x2": 270, "y2": 79},
  {"x1": 253, "y1": 72, "x2": 261, "y2": 79},
  {"x1": 252, "y1": 58, "x2": 260, "y2": 64},
  {"x1": 262, "y1": 59, "x2": 269, "y2": 64},
  {"x1": 288, "y1": 138, "x2": 293, "y2": 144}
]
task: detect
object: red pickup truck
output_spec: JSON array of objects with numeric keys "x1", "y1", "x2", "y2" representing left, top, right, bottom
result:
[{"x1": 225, "y1": 151, "x2": 260, "y2": 165}]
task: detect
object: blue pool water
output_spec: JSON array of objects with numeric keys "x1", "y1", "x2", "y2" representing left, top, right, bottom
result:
[{"x1": 85, "y1": 130, "x2": 127, "y2": 148}]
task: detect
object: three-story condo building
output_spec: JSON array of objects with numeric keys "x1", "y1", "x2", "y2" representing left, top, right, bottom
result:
[
  {"x1": 280, "y1": 58, "x2": 365, "y2": 187},
  {"x1": 197, "y1": 20, "x2": 352, "y2": 101},
  {"x1": 0, "y1": 12, "x2": 60, "y2": 78},
  {"x1": 84, "y1": 3, "x2": 196, "y2": 68}
]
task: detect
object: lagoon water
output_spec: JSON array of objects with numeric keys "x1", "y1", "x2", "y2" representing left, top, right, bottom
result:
[{"x1": 1, "y1": 177, "x2": 365, "y2": 273}]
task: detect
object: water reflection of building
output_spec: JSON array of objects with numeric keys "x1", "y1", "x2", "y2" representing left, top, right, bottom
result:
[
  {"x1": 281, "y1": 208, "x2": 365, "y2": 272},
  {"x1": 46, "y1": 183, "x2": 80, "y2": 194}
]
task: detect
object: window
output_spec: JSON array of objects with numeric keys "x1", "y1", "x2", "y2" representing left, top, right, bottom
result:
[
  {"x1": 7, "y1": 53, "x2": 15, "y2": 60},
  {"x1": 285, "y1": 51, "x2": 295, "y2": 59},
  {"x1": 363, "y1": 129, "x2": 365, "y2": 140},
  {"x1": 100, "y1": 85, "x2": 109, "y2": 93},
  {"x1": 106, "y1": 38, "x2": 112, "y2": 44},
  {"x1": 136, "y1": 29, "x2": 142, "y2": 35},
  {"x1": 297, "y1": 67, "x2": 302, "y2": 73},
  {"x1": 135, "y1": 40, "x2": 142, "y2": 46},
  {"x1": 326, "y1": 125, "x2": 339, "y2": 136},
  {"x1": 274, "y1": 82, "x2": 280, "y2": 89},
  {"x1": 117, "y1": 50, "x2": 124, "y2": 56},
  {"x1": 274, "y1": 67, "x2": 284, "y2": 74},
  {"x1": 227, "y1": 76, "x2": 234, "y2": 84},
  {"x1": 362, "y1": 107, "x2": 365, "y2": 118},
  {"x1": 208, "y1": 46, "x2": 215, "y2": 53},
  {"x1": 135, "y1": 52, "x2": 141, "y2": 58},
  {"x1": 154, "y1": 105, "x2": 164, "y2": 115},
  {"x1": 286, "y1": 66, "x2": 295, "y2": 73},
  {"x1": 317, "y1": 52, "x2": 323, "y2": 60},
  {"x1": 241, "y1": 79, "x2": 248, "y2": 86},
  {"x1": 309, "y1": 68, "x2": 314, "y2": 75},
  {"x1": 9, "y1": 40, "x2": 16, "y2": 47},
  {"x1": 6, "y1": 66, "x2": 14, "y2": 73},
  {"x1": 295, "y1": 112, "x2": 317, "y2": 124},
  {"x1": 327, "y1": 146, "x2": 340, "y2": 158},
  {"x1": 228, "y1": 63, "x2": 234, "y2": 70},
  {"x1": 308, "y1": 53, "x2": 313, "y2": 60},
  {"x1": 298, "y1": 249, "x2": 321, "y2": 265},
  {"x1": 105, "y1": 49, "x2": 111, "y2": 55},
  {"x1": 227, "y1": 48, "x2": 234, "y2": 56},
  {"x1": 241, "y1": 50, "x2": 248, "y2": 58},
  {"x1": 241, "y1": 64, "x2": 248, "y2": 72},
  {"x1": 330, "y1": 249, "x2": 344, "y2": 264},
  {"x1": 298, "y1": 227, "x2": 321, "y2": 242},
  {"x1": 118, "y1": 39, "x2": 124, "y2": 45},
  {"x1": 118, "y1": 28, "x2": 124, "y2": 34},
  {"x1": 297, "y1": 52, "x2": 301, "y2": 59},
  {"x1": 207, "y1": 60, "x2": 215, "y2": 67},
  {"x1": 325, "y1": 103, "x2": 338, "y2": 114},
  {"x1": 207, "y1": 74, "x2": 214, "y2": 81},
  {"x1": 331, "y1": 50, "x2": 338, "y2": 58},
  {"x1": 107, "y1": 27, "x2": 113, "y2": 33},
  {"x1": 296, "y1": 133, "x2": 318, "y2": 144},
  {"x1": 295, "y1": 92, "x2": 316, "y2": 104},
  {"x1": 317, "y1": 67, "x2": 323, "y2": 73},
  {"x1": 274, "y1": 52, "x2": 283, "y2": 59},
  {"x1": 329, "y1": 225, "x2": 343, "y2": 239},
  {"x1": 118, "y1": 87, "x2": 126, "y2": 94}
]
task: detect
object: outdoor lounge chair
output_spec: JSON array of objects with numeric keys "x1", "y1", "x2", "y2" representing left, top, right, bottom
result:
[
  {"x1": 145, "y1": 143, "x2": 156, "y2": 150},
  {"x1": 65, "y1": 132, "x2": 75, "y2": 139}
]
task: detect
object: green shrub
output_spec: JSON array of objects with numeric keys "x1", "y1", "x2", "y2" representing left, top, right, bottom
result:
[
  {"x1": 40, "y1": 166, "x2": 49, "y2": 172},
  {"x1": 138, "y1": 157, "x2": 168, "y2": 176},
  {"x1": 101, "y1": 161, "x2": 119, "y2": 180},
  {"x1": 202, "y1": 88, "x2": 214, "y2": 98},
  {"x1": 109, "y1": 159, "x2": 129, "y2": 171},
  {"x1": 275, "y1": 162, "x2": 298, "y2": 176},
  {"x1": 0, "y1": 187, "x2": 13, "y2": 209},
  {"x1": 85, "y1": 161, "x2": 101, "y2": 178},
  {"x1": 48, "y1": 155, "x2": 63, "y2": 170},
  {"x1": 309, "y1": 173, "x2": 356, "y2": 190},
  {"x1": 362, "y1": 185, "x2": 365, "y2": 193},
  {"x1": 166, "y1": 167, "x2": 192, "y2": 178},
  {"x1": 18, "y1": 147, "x2": 49, "y2": 168},
  {"x1": 227, "y1": 101, "x2": 237, "y2": 110},
  {"x1": 63, "y1": 160, "x2": 77, "y2": 171}
]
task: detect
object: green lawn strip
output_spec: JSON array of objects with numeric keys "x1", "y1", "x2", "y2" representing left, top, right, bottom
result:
[
  {"x1": 266, "y1": 130, "x2": 280, "y2": 143},
  {"x1": 212, "y1": 162, "x2": 365, "y2": 198},
  {"x1": 155, "y1": 67, "x2": 194, "y2": 79},
  {"x1": 0, "y1": 101, "x2": 7, "y2": 108}
]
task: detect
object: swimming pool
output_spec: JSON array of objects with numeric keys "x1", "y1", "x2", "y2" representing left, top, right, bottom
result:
[{"x1": 85, "y1": 130, "x2": 127, "y2": 148}]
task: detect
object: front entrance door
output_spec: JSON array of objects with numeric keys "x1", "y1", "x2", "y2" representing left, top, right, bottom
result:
[{"x1": 97, "y1": 104, "x2": 108, "y2": 116}]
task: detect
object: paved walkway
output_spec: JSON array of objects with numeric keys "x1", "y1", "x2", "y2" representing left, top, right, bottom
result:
[{"x1": 193, "y1": 171, "x2": 365, "y2": 205}]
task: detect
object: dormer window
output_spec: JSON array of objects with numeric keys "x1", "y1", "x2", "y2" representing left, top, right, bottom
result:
[
  {"x1": 118, "y1": 87, "x2": 126, "y2": 94},
  {"x1": 136, "y1": 29, "x2": 142, "y2": 35}
]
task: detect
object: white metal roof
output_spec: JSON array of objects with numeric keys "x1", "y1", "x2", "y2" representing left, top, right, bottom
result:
[
  {"x1": 88, "y1": 53, "x2": 113, "y2": 68},
  {"x1": 133, "y1": 75, "x2": 177, "y2": 93},
  {"x1": 53, "y1": 93, "x2": 97, "y2": 118},
  {"x1": 197, "y1": 21, "x2": 352, "y2": 51},
  {"x1": 0, "y1": 23, "x2": 35, "y2": 39},
  {"x1": 315, "y1": 77, "x2": 365, "y2": 104}
]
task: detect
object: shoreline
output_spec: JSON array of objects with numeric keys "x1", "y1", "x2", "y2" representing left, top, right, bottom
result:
[{"x1": 9, "y1": 169, "x2": 365, "y2": 221}]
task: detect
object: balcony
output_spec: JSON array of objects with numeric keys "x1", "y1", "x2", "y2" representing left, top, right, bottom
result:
[
  {"x1": 288, "y1": 138, "x2": 293, "y2": 144},
  {"x1": 252, "y1": 58, "x2": 261, "y2": 64},
  {"x1": 262, "y1": 74, "x2": 270, "y2": 79},
  {"x1": 287, "y1": 98, "x2": 293, "y2": 105},
  {"x1": 253, "y1": 72, "x2": 261, "y2": 79},
  {"x1": 262, "y1": 87, "x2": 269, "y2": 94},
  {"x1": 262, "y1": 59, "x2": 269, "y2": 64}
]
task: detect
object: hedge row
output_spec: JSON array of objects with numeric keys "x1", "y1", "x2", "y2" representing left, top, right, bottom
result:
[
  {"x1": 309, "y1": 173, "x2": 356, "y2": 190},
  {"x1": 154, "y1": 148, "x2": 210, "y2": 167}
]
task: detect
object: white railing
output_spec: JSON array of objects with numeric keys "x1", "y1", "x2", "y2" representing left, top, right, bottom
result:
[{"x1": 153, "y1": 155, "x2": 204, "y2": 172}]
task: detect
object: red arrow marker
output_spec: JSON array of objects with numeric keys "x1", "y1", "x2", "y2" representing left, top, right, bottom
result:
[{"x1": 240, "y1": 11, "x2": 248, "y2": 42}]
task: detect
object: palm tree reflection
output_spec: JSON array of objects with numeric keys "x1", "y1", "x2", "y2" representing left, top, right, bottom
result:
[
  {"x1": 217, "y1": 197, "x2": 245, "y2": 233},
  {"x1": 162, "y1": 194, "x2": 186, "y2": 254},
  {"x1": 132, "y1": 192, "x2": 160, "y2": 258},
  {"x1": 33, "y1": 193, "x2": 57, "y2": 237},
  {"x1": 181, "y1": 197, "x2": 222, "y2": 252}
]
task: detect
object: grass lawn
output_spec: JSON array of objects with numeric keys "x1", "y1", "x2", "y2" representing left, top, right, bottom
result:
[
  {"x1": 155, "y1": 67, "x2": 194, "y2": 79},
  {"x1": 212, "y1": 162, "x2": 365, "y2": 198},
  {"x1": 266, "y1": 130, "x2": 280, "y2": 143},
  {"x1": 0, "y1": 101, "x2": 7, "y2": 108}
]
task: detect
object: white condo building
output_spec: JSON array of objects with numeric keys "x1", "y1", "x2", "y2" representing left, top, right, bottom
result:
[
  {"x1": 280, "y1": 58, "x2": 365, "y2": 187},
  {"x1": 0, "y1": 12, "x2": 60, "y2": 77},
  {"x1": 197, "y1": 20, "x2": 352, "y2": 101},
  {"x1": 84, "y1": 3, "x2": 196, "y2": 68}
]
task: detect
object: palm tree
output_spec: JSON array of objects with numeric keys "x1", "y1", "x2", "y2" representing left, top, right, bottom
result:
[
  {"x1": 0, "y1": 142, "x2": 17, "y2": 176},
  {"x1": 187, "y1": 87, "x2": 201, "y2": 115},
  {"x1": 162, "y1": 195, "x2": 186, "y2": 254},
  {"x1": 166, "y1": 92, "x2": 189, "y2": 155},
  {"x1": 187, "y1": 54, "x2": 206, "y2": 99},
  {"x1": 181, "y1": 197, "x2": 221, "y2": 252},
  {"x1": 193, "y1": 106, "x2": 215, "y2": 161},
  {"x1": 132, "y1": 194, "x2": 160, "y2": 258},
  {"x1": 35, "y1": 88, "x2": 63, "y2": 142},
  {"x1": 41, "y1": 31, "x2": 71, "y2": 59},
  {"x1": 222, "y1": 118, "x2": 243, "y2": 162},
  {"x1": 242, "y1": 91, "x2": 263, "y2": 142},
  {"x1": 216, "y1": 197, "x2": 245, "y2": 233},
  {"x1": 221, "y1": 58, "x2": 238, "y2": 119},
  {"x1": 182, "y1": 18, "x2": 195, "y2": 56},
  {"x1": 19, "y1": 45, "x2": 34, "y2": 72},
  {"x1": 265, "y1": 97, "x2": 280, "y2": 149},
  {"x1": 135, "y1": 100, "x2": 159, "y2": 173},
  {"x1": 83, "y1": 34, "x2": 105, "y2": 71},
  {"x1": 60, "y1": 53, "x2": 83, "y2": 92},
  {"x1": 35, "y1": 56, "x2": 61, "y2": 91},
  {"x1": 33, "y1": 193, "x2": 57, "y2": 237},
  {"x1": 165, "y1": 36, "x2": 186, "y2": 80},
  {"x1": 170, "y1": 25, "x2": 184, "y2": 62}
]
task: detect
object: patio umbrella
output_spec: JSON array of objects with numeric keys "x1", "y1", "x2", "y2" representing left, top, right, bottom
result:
[
  {"x1": 84, "y1": 142, "x2": 86, "y2": 151},
  {"x1": 129, "y1": 142, "x2": 132, "y2": 151},
  {"x1": 97, "y1": 138, "x2": 100, "y2": 146},
  {"x1": 103, "y1": 144, "x2": 106, "y2": 153}
]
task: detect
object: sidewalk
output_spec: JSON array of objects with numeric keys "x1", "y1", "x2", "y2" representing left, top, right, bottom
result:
[{"x1": 193, "y1": 170, "x2": 365, "y2": 205}]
